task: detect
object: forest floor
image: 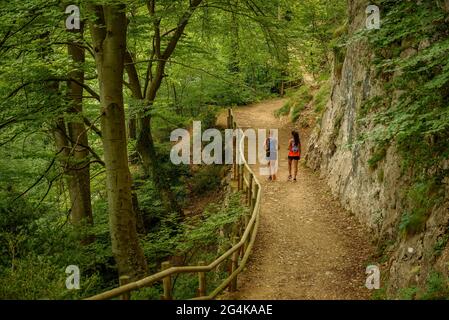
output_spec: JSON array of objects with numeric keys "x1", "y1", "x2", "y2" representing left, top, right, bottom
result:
[{"x1": 221, "y1": 98, "x2": 375, "y2": 300}]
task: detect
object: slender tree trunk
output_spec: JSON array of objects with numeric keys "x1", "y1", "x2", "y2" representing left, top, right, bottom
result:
[
  {"x1": 277, "y1": 5, "x2": 289, "y2": 96},
  {"x1": 66, "y1": 25, "x2": 93, "y2": 226},
  {"x1": 89, "y1": 4, "x2": 147, "y2": 280},
  {"x1": 54, "y1": 118, "x2": 83, "y2": 223},
  {"x1": 229, "y1": 0, "x2": 240, "y2": 74},
  {"x1": 128, "y1": 118, "x2": 137, "y2": 140},
  {"x1": 125, "y1": 51, "x2": 141, "y2": 140},
  {"x1": 49, "y1": 22, "x2": 92, "y2": 229}
]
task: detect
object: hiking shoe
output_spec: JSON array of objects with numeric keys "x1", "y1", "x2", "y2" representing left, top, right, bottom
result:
[{"x1": 288, "y1": 175, "x2": 292, "y2": 181}]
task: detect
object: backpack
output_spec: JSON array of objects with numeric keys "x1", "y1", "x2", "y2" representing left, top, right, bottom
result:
[{"x1": 292, "y1": 141, "x2": 299, "y2": 153}]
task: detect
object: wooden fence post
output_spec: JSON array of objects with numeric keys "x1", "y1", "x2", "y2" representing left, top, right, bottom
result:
[
  {"x1": 234, "y1": 120, "x2": 239, "y2": 181},
  {"x1": 161, "y1": 261, "x2": 172, "y2": 300},
  {"x1": 247, "y1": 173, "x2": 253, "y2": 205},
  {"x1": 250, "y1": 183, "x2": 257, "y2": 212},
  {"x1": 241, "y1": 163, "x2": 244, "y2": 189},
  {"x1": 237, "y1": 165, "x2": 241, "y2": 191},
  {"x1": 119, "y1": 275, "x2": 130, "y2": 300},
  {"x1": 229, "y1": 237, "x2": 239, "y2": 292},
  {"x1": 198, "y1": 261, "x2": 206, "y2": 297}
]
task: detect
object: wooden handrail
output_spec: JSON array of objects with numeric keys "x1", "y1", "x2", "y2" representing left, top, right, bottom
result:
[{"x1": 85, "y1": 109, "x2": 261, "y2": 300}]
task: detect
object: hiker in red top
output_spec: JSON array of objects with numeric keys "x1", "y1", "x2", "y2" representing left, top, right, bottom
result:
[{"x1": 288, "y1": 131, "x2": 301, "y2": 182}]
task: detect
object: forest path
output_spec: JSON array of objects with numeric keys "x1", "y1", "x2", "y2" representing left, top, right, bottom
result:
[{"x1": 222, "y1": 98, "x2": 374, "y2": 300}]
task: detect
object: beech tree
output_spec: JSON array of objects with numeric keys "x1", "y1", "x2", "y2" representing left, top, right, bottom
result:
[{"x1": 88, "y1": 2, "x2": 147, "y2": 279}]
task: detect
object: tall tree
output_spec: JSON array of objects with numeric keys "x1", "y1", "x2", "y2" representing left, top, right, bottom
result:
[
  {"x1": 89, "y1": 3, "x2": 147, "y2": 279},
  {"x1": 66, "y1": 23, "x2": 93, "y2": 226}
]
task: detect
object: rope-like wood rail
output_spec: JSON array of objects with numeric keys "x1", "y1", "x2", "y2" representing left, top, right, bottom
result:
[{"x1": 85, "y1": 108, "x2": 262, "y2": 300}]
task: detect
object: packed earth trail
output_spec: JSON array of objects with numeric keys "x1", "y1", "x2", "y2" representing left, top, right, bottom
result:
[{"x1": 223, "y1": 99, "x2": 375, "y2": 300}]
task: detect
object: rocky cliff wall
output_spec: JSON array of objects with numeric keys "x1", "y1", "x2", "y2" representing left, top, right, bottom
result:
[{"x1": 306, "y1": 0, "x2": 449, "y2": 297}]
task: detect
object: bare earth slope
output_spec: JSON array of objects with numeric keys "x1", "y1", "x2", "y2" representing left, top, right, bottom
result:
[{"x1": 224, "y1": 99, "x2": 374, "y2": 300}]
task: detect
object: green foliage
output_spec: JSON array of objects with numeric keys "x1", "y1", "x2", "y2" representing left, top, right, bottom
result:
[
  {"x1": 399, "y1": 179, "x2": 444, "y2": 236},
  {"x1": 352, "y1": 1, "x2": 449, "y2": 242},
  {"x1": 398, "y1": 286, "x2": 418, "y2": 300},
  {"x1": 279, "y1": 85, "x2": 313, "y2": 123},
  {"x1": 0, "y1": 254, "x2": 103, "y2": 300},
  {"x1": 330, "y1": 22, "x2": 348, "y2": 81},
  {"x1": 0, "y1": 198, "x2": 116, "y2": 299},
  {"x1": 371, "y1": 286, "x2": 388, "y2": 300},
  {"x1": 433, "y1": 234, "x2": 449, "y2": 257},
  {"x1": 288, "y1": 0, "x2": 347, "y2": 78},
  {"x1": 189, "y1": 166, "x2": 224, "y2": 196},
  {"x1": 368, "y1": 146, "x2": 387, "y2": 170},
  {"x1": 421, "y1": 272, "x2": 449, "y2": 300},
  {"x1": 360, "y1": 0, "x2": 449, "y2": 181},
  {"x1": 291, "y1": 104, "x2": 305, "y2": 123},
  {"x1": 274, "y1": 101, "x2": 291, "y2": 118},
  {"x1": 138, "y1": 192, "x2": 248, "y2": 299}
]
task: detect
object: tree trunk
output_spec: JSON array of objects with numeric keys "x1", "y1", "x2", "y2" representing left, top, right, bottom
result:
[
  {"x1": 137, "y1": 115, "x2": 182, "y2": 216},
  {"x1": 54, "y1": 118, "x2": 86, "y2": 226},
  {"x1": 49, "y1": 22, "x2": 93, "y2": 229},
  {"x1": 128, "y1": 118, "x2": 137, "y2": 140},
  {"x1": 67, "y1": 25, "x2": 93, "y2": 226},
  {"x1": 124, "y1": 51, "x2": 141, "y2": 140},
  {"x1": 229, "y1": 0, "x2": 240, "y2": 74},
  {"x1": 89, "y1": 4, "x2": 147, "y2": 280},
  {"x1": 278, "y1": 5, "x2": 289, "y2": 96}
]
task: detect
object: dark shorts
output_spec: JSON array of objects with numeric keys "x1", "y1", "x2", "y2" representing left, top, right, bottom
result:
[{"x1": 288, "y1": 156, "x2": 300, "y2": 161}]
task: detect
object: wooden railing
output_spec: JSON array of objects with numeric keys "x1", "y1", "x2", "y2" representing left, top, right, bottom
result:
[{"x1": 85, "y1": 108, "x2": 261, "y2": 300}]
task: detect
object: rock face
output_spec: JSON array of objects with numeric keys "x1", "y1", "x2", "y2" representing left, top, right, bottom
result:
[{"x1": 306, "y1": 0, "x2": 449, "y2": 297}]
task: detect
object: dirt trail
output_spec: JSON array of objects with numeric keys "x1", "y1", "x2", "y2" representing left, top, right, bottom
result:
[{"x1": 225, "y1": 99, "x2": 374, "y2": 300}]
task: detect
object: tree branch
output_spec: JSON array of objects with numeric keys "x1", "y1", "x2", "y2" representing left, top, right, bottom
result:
[{"x1": 6, "y1": 78, "x2": 100, "y2": 101}]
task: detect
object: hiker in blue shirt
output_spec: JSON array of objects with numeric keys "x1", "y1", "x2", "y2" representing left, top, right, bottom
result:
[{"x1": 264, "y1": 129, "x2": 279, "y2": 181}]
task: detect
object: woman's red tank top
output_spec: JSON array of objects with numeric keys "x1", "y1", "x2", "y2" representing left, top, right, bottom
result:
[{"x1": 289, "y1": 140, "x2": 300, "y2": 157}]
